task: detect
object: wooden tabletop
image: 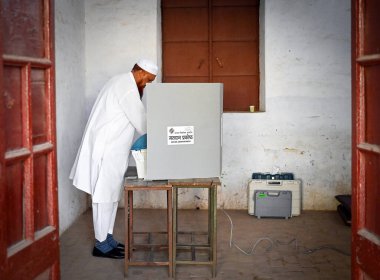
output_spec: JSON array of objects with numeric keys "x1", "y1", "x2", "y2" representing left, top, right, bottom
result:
[
  {"x1": 169, "y1": 177, "x2": 220, "y2": 187},
  {"x1": 124, "y1": 177, "x2": 221, "y2": 190},
  {"x1": 124, "y1": 179, "x2": 170, "y2": 190}
]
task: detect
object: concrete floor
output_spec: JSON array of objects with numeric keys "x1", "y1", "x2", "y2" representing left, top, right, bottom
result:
[{"x1": 60, "y1": 209, "x2": 351, "y2": 280}]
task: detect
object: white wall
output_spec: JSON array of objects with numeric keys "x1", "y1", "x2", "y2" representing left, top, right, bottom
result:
[
  {"x1": 85, "y1": 0, "x2": 161, "y2": 116},
  {"x1": 60, "y1": 0, "x2": 351, "y2": 219},
  {"x1": 220, "y1": 0, "x2": 351, "y2": 210},
  {"x1": 55, "y1": 0, "x2": 88, "y2": 234}
]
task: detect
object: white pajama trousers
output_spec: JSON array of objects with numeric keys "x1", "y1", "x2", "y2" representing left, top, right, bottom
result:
[{"x1": 92, "y1": 202, "x2": 118, "y2": 242}]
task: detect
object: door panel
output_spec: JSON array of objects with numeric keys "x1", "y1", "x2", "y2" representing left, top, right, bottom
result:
[
  {"x1": 7, "y1": 230, "x2": 58, "y2": 279},
  {"x1": 213, "y1": 6, "x2": 258, "y2": 41},
  {"x1": 362, "y1": 0, "x2": 380, "y2": 54},
  {"x1": 2, "y1": 0, "x2": 45, "y2": 57},
  {"x1": 364, "y1": 66, "x2": 380, "y2": 143},
  {"x1": 0, "y1": 0, "x2": 59, "y2": 279},
  {"x1": 213, "y1": 42, "x2": 259, "y2": 75},
  {"x1": 213, "y1": 76, "x2": 259, "y2": 111},
  {"x1": 34, "y1": 154, "x2": 49, "y2": 231},
  {"x1": 4, "y1": 66, "x2": 24, "y2": 150},
  {"x1": 163, "y1": 42, "x2": 209, "y2": 77},
  {"x1": 6, "y1": 161, "x2": 25, "y2": 247},
  {"x1": 363, "y1": 153, "x2": 379, "y2": 234},
  {"x1": 352, "y1": 0, "x2": 380, "y2": 279},
  {"x1": 31, "y1": 68, "x2": 48, "y2": 145},
  {"x1": 163, "y1": 7, "x2": 208, "y2": 42}
]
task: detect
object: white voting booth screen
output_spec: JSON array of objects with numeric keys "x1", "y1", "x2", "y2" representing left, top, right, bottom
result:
[{"x1": 145, "y1": 83, "x2": 223, "y2": 180}]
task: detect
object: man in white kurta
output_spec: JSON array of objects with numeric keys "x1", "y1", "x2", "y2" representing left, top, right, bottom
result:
[{"x1": 70, "y1": 59, "x2": 158, "y2": 259}]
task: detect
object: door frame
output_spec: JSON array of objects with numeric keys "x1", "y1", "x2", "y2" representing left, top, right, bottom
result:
[{"x1": 351, "y1": 0, "x2": 380, "y2": 279}]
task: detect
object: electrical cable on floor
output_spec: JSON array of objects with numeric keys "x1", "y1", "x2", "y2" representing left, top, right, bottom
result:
[
  {"x1": 299, "y1": 245, "x2": 351, "y2": 256},
  {"x1": 221, "y1": 209, "x2": 351, "y2": 256},
  {"x1": 222, "y1": 209, "x2": 274, "y2": 255}
]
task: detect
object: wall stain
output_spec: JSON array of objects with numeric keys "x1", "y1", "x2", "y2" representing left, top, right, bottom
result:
[{"x1": 284, "y1": 147, "x2": 305, "y2": 155}]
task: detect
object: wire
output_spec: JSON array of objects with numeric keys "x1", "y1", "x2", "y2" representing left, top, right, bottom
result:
[
  {"x1": 221, "y1": 209, "x2": 351, "y2": 256},
  {"x1": 222, "y1": 209, "x2": 274, "y2": 255},
  {"x1": 299, "y1": 245, "x2": 351, "y2": 256}
]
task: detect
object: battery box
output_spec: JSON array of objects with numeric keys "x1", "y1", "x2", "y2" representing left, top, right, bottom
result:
[
  {"x1": 248, "y1": 179, "x2": 301, "y2": 216},
  {"x1": 254, "y1": 190, "x2": 292, "y2": 219}
]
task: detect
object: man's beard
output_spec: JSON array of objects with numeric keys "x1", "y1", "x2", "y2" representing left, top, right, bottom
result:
[{"x1": 138, "y1": 87, "x2": 144, "y2": 99}]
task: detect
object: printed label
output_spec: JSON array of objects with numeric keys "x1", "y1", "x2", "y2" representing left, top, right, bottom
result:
[{"x1": 167, "y1": 126, "x2": 194, "y2": 145}]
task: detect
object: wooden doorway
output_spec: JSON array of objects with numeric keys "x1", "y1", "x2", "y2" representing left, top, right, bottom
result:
[
  {"x1": 0, "y1": 0, "x2": 60, "y2": 279},
  {"x1": 352, "y1": 0, "x2": 380, "y2": 279}
]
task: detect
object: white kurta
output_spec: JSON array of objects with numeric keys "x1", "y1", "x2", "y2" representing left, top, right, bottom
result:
[{"x1": 70, "y1": 72, "x2": 146, "y2": 203}]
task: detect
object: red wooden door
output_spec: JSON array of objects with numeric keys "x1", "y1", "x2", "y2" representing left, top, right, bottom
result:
[
  {"x1": 352, "y1": 0, "x2": 380, "y2": 279},
  {"x1": 162, "y1": 0, "x2": 260, "y2": 112},
  {"x1": 0, "y1": 0, "x2": 60, "y2": 279}
]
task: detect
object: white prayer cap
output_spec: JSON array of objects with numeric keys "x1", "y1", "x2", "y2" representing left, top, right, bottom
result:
[{"x1": 137, "y1": 58, "x2": 158, "y2": 75}]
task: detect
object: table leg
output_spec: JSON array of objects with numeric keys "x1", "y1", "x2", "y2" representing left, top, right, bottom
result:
[
  {"x1": 128, "y1": 191, "x2": 134, "y2": 261},
  {"x1": 208, "y1": 187, "x2": 212, "y2": 247},
  {"x1": 124, "y1": 191, "x2": 129, "y2": 277},
  {"x1": 125, "y1": 190, "x2": 133, "y2": 276},
  {"x1": 172, "y1": 187, "x2": 177, "y2": 277},
  {"x1": 167, "y1": 189, "x2": 173, "y2": 278},
  {"x1": 211, "y1": 186, "x2": 217, "y2": 278}
]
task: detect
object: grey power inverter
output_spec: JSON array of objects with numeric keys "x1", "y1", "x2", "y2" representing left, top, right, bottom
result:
[{"x1": 254, "y1": 190, "x2": 292, "y2": 219}]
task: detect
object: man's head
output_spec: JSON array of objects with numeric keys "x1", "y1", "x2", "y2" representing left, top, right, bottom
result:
[{"x1": 132, "y1": 59, "x2": 158, "y2": 98}]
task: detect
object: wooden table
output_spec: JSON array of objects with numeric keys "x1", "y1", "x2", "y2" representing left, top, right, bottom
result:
[
  {"x1": 170, "y1": 178, "x2": 220, "y2": 278},
  {"x1": 124, "y1": 177, "x2": 220, "y2": 278},
  {"x1": 124, "y1": 179, "x2": 173, "y2": 278}
]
